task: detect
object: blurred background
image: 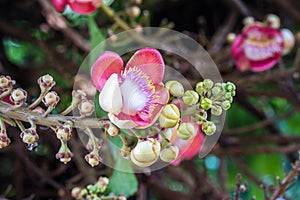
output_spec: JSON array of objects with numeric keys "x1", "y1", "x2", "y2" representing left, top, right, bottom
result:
[{"x1": 1, "y1": 0, "x2": 300, "y2": 199}]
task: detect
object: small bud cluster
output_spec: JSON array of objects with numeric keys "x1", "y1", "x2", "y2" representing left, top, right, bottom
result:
[{"x1": 71, "y1": 176, "x2": 126, "y2": 200}]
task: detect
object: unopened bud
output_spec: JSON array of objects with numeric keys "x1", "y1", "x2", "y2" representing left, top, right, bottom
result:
[
  {"x1": 182, "y1": 90, "x2": 199, "y2": 106},
  {"x1": 266, "y1": 14, "x2": 280, "y2": 29},
  {"x1": 43, "y1": 91, "x2": 60, "y2": 107},
  {"x1": 78, "y1": 100, "x2": 95, "y2": 117},
  {"x1": 159, "y1": 104, "x2": 180, "y2": 128},
  {"x1": 85, "y1": 151, "x2": 101, "y2": 167},
  {"x1": 202, "y1": 121, "x2": 216, "y2": 135},
  {"x1": 200, "y1": 98, "x2": 212, "y2": 110},
  {"x1": 130, "y1": 138, "x2": 161, "y2": 167},
  {"x1": 0, "y1": 130, "x2": 11, "y2": 148},
  {"x1": 56, "y1": 141, "x2": 73, "y2": 164},
  {"x1": 165, "y1": 81, "x2": 184, "y2": 97},
  {"x1": 243, "y1": 16, "x2": 254, "y2": 26},
  {"x1": 281, "y1": 28, "x2": 295, "y2": 55},
  {"x1": 107, "y1": 123, "x2": 119, "y2": 137},
  {"x1": 160, "y1": 145, "x2": 179, "y2": 162},
  {"x1": 227, "y1": 33, "x2": 236, "y2": 43},
  {"x1": 38, "y1": 74, "x2": 55, "y2": 91},
  {"x1": 127, "y1": 6, "x2": 141, "y2": 18},
  {"x1": 177, "y1": 122, "x2": 196, "y2": 140},
  {"x1": 203, "y1": 79, "x2": 214, "y2": 90},
  {"x1": 71, "y1": 187, "x2": 82, "y2": 199},
  {"x1": 11, "y1": 88, "x2": 27, "y2": 104},
  {"x1": 20, "y1": 128, "x2": 39, "y2": 144},
  {"x1": 221, "y1": 100, "x2": 231, "y2": 110},
  {"x1": 211, "y1": 105, "x2": 222, "y2": 116},
  {"x1": 56, "y1": 123, "x2": 72, "y2": 141}
]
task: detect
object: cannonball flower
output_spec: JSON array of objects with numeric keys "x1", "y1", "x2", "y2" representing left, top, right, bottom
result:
[
  {"x1": 231, "y1": 23, "x2": 284, "y2": 72},
  {"x1": 52, "y1": 0, "x2": 102, "y2": 15},
  {"x1": 91, "y1": 48, "x2": 169, "y2": 129}
]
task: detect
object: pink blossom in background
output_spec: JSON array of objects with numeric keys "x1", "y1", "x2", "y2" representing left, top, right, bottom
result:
[
  {"x1": 231, "y1": 23, "x2": 284, "y2": 72},
  {"x1": 91, "y1": 48, "x2": 169, "y2": 129},
  {"x1": 52, "y1": 0, "x2": 102, "y2": 15}
]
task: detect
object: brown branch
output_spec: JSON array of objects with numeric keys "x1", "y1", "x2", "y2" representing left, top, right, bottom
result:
[
  {"x1": 37, "y1": 0, "x2": 90, "y2": 52},
  {"x1": 226, "y1": 0, "x2": 251, "y2": 16},
  {"x1": 270, "y1": 159, "x2": 300, "y2": 200}
]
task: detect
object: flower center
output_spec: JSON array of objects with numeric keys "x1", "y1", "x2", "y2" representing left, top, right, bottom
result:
[{"x1": 120, "y1": 67, "x2": 157, "y2": 116}]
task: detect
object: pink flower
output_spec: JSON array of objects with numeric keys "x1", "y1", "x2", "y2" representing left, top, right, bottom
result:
[
  {"x1": 231, "y1": 23, "x2": 284, "y2": 72},
  {"x1": 171, "y1": 101, "x2": 204, "y2": 165},
  {"x1": 91, "y1": 48, "x2": 169, "y2": 129},
  {"x1": 52, "y1": 0, "x2": 102, "y2": 15}
]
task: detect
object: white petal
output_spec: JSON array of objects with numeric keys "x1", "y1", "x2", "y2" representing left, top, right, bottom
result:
[
  {"x1": 99, "y1": 74, "x2": 122, "y2": 114},
  {"x1": 120, "y1": 78, "x2": 147, "y2": 115},
  {"x1": 108, "y1": 113, "x2": 137, "y2": 129}
]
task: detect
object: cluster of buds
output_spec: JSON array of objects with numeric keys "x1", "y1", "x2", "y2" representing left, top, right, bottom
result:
[{"x1": 71, "y1": 176, "x2": 126, "y2": 200}]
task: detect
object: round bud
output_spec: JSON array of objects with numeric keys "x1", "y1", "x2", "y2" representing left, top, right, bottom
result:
[
  {"x1": 281, "y1": 28, "x2": 295, "y2": 55},
  {"x1": 211, "y1": 105, "x2": 222, "y2": 116},
  {"x1": 160, "y1": 145, "x2": 179, "y2": 162},
  {"x1": 203, "y1": 79, "x2": 214, "y2": 90},
  {"x1": 130, "y1": 138, "x2": 161, "y2": 167},
  {"x1": 56, "y1": 124, "x2": 72, "y2": 141},
  {"x1": 243, "y1": 16, "x2": 254, "y2": 26},
  {"x1": 85, "y1": 151, "x2": 101, "y2": 167},
  {"x1": 266, "y1": 14, "x2": 280, "y2": 29},
  {"x1": 11, "y1": 88, "x2": 27, "y2": 103},
  {"x1": 165, "y1": 81, "x2": 184, "y2": 97},
  {"x1": 71, "y1": 187, "x2": 82, "y2": 199},
  {"x1": 202, "y1": 121, "x2": 216, "y2": 135},
  {"x1": 0, "y1": 76, "x2": 9, "y2": 88},
  {"x1": 127, "y1": 6, "x2": 141, "y2": 18},
  {"x1": 225, "y1": 82, "x2": 236, "y2": 92},
  {"x1": 177, "y1": 122, "x2": 196, "y2": 140},
  {"x1": 212, "y1": 86, "x2": 222, "y2": 96},
  {"x1": 200, "y1": 98, "x2": 212, "y2": 110},
  {"x1": 182, "y1": 90, "x2": 199, "y2": 106},
  {"x1": 78, "y1": 100, "x2": 95, "y2": 117},
  {"x1": 221, "y1": 100, "x2": 231, "y2": 110},
  {"x1": 107, "y1": 123, "x2": 119, "y2": 137},
  {"x1": 159, "y1": 104, "x2": 180, "y2": 128},
  {"x1": 227, "y1": 33, "x2": 236, "y2": 43},
  {"x1": 43, "y1": 91, "x2": 60, "y2": 107}
]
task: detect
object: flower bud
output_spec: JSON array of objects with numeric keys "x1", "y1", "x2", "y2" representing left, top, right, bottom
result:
[
  {"x1": 182, "y1": 90, "x2": 199, "y2": 106},
  {"x1": 221, "y1": 100, "x2": 231, "y2": 110},
  {"x1": 56, "y1": 123, "x2": 72, "y2": 141},
  {"x1": 192, "y1": 110, "x2": 207, "y2": 123},
  {"x1": 11, "y1": 88, "x2": 27, "y2": 104},
  {"x1": 127, "y1": 6, "x2": 141, "y2": 18},
  {"x1": 165, "y1": 81, "x2": 184, "y2": 97},
  {"x1": 107, "y1": 123, "x2": 119, "y2": 137},
  {"x1": 130, "y1": 138, "x2": 161, "y2": 167},
  {"x1": 243, "y1": 16, "x2": 254, "y2": 26},
  {"x1": 212, "y1": 85, "x2": 222, "y2": 96},
  {"x1": 0, "y1": 130, "x2": 11, "y2": 148},
  {"x1": 71, "y1": 187, "x2": 82, "y2": 199},
  {"x1": 0, "y1": 76, "x2": 11, "y2": 89},
  {"x1": 177, "y1": 122, "x2": 196, "y2": 140},
  {"x1": 225, "y1": 82, "x2": 236, "y2": 92},
  {"x1": 202, "y1": 121, "x2": 216, "y2": 135},
  {"x1": 38, "y1": 74, "x2": 56, "y2": 91},
  {"x1": 281, "y1": 28, "x2": 295, "y2": 55},
  {"x1": 98, "y1": 177, "x2": 109, "y2": 189},
  {"x1": 56, "y1": 141, "x2": 73, "y2": 164},
  {"x1": 72, "y1": 90, "x2": 87, "y2": 101},
  {"x1": 20, "y1": 128, "x2": 39, "y2": 144},
  {"x1": 211, "y1": 105, "x2": 222, "y2": 116},
  {"x1": 266, "y1": 14, "x2": 280, "y2": 29},
  {"x1": 159, "y1": 104, "x2": 180, "y2": 128},
  {"x1": 85, "y1": 151, "x2": 102, "y2": 167},
  {"x1": 203, "y1": 79, "x2": 214, "y2": 90},
  {"x1": 227, "y1": 33, "x2": 236, "y2": 44},
  {"x1": 43, "y1": 91, "x2": 60, "y2": 107},
  {"x1": 200, "y1": 98, "x2": 212, "y2": 110},
  {"x1": 160, "y1": 145, "x2": 179, "y2": 162},
  {"x1": 78, "y1": 100, "x2": 95, "y2": 117}
]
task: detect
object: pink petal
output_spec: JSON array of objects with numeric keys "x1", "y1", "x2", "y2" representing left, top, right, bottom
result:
[
  {"x1": 250, "y1": 57, "x2": 280, "y2": 72},
  {"x1": 91, "y1": 51, "x2": 123, "y2": 90},
  {"x1": 52, "y1": 0, "x2": 67, "y2": 12},
  {"x1": 108, "y1": 112, "x2": 137, "y2": 129},
  {"x1": 68, "y1": 0, "x2": 100, "y2": 14},
  {"x1": 125, "y1": 48, "x2": 165, "y2": 84},
  {"x1": 231, "y1": 35, "x2": 244, "y2": 59}
]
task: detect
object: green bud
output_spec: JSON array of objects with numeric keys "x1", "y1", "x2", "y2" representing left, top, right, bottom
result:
[
  {"x1": 195, "y1": 82, "x2": 207, "y2": 95},
  {"x1": 203, "y1": 79, "x2": 214, "y2": 89},
  {"x1": 211, "y1": 105, "x2": 222, "y2": 116},
  {"x1": 182, "y1": 90, "x2": 199, "y2": 106},
  {"x1": 225, "y1": 82, "x2": 236, "y2": 92},
  {"x1": 212, "y1": 86, "x2": 222, "y2": 96},
  {"x1": 165, "y1": 81, "x2": 184, "y2": 97},
  {"x1": 81, "y1": 189, "x2": 88, "y2": 196},
  {"x1": 160, "y1": 145, "x2": 179, "y2": 162},
  {"x1": 177, "y1": 122, "x2": 196, "y2": 140},
  {"x1": 159, "y1": 104, "x2": 180, "y2": 128},
  {"x1": 200, "y1": 98, "x2": 212, "y2": 110},
  {"x1": 202, "y1": 121, "x2": 216, "y2": 135},
  {"x1": 225, "y1": 92, "x2": 232, "y2": 99},
  {"x1": 221, "y1": 100, "x2": 231, "y2": 110},
  {"x1": 192, "y1": 109, "x2": 207, "y2": 122},
  {"x1": 231, "y1": 91, "x2": 236, "y2": 97}
]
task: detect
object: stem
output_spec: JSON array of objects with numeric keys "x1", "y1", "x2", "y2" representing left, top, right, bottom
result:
[
  {"x1": 0, "y1": 114, "x2": 16, "y2": 127},
  {"x1": 28, "y1": 91, "x2": 45, "y2": 109},
  {"x1": 0, "y1": 101, "x2": 108, "y2": 129},
  {"x1": 101, "y1": 4, "x2": 130, "y2": 30},
  {"x1": 118, "y1": 134, "x2": 128, "y2": 147},
  {"x1": 15, "y1": 120, "x2": 25, "y2": 132},
  {"x1": 84, "y1": 128, "x2": 98, "y2": 150}
]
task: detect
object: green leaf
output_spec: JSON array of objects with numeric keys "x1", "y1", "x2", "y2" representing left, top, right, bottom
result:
[
  {"x1": 103, "y1": 0, "x2": 115, "y2": 6},
  {"x1": 108, "y1": 157, "x2": 138, "y2": 197}
]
